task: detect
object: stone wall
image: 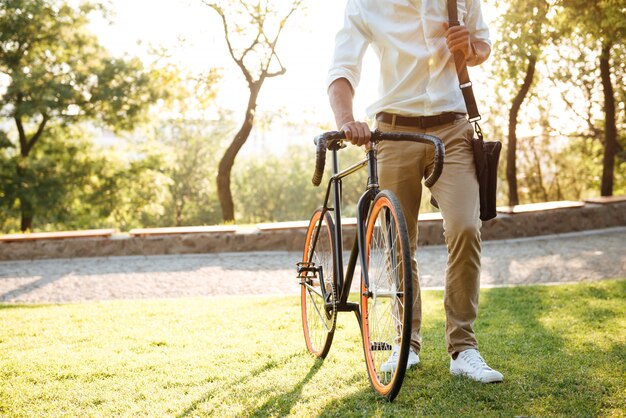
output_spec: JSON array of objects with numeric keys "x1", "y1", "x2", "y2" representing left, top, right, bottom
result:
[{"x1": 1, "y1": 200, "x2": 625, "y2": 261}]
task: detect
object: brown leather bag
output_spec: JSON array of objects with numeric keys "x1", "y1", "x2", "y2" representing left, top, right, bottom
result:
[{"x1": 472, "y1": 128, "x2": 502, "y2": 221}]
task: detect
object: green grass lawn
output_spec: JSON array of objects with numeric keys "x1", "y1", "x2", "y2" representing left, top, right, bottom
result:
[{"x1": 1, "y1": 279, "x2": 625, "y2": 417}]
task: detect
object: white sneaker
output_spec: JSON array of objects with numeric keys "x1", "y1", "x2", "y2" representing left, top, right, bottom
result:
[
  {"x1": 450, "y1": 349, "x2": 503, "y2": 383},
  {"x1": 380, "y1": 345, "x2": 420, "y2": 373}
]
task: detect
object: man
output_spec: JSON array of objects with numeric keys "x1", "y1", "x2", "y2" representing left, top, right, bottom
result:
[{"x1": 327, "y1": 0, "x2": 503, "y2": 383}]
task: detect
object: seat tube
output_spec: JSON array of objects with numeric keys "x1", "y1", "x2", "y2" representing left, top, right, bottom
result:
[{"x1": 331, "y1": 148, "x2": 345, "y2": 293}]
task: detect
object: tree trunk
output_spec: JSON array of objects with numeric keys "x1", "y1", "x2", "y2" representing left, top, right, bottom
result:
[
  {"x1": 600, "y1": 42, "x2": 617, "y2": 197},
  {"x1": 507, "y1": 56, "x2": 536, "y2": 207},
  {"x1": 17, "y1": 163, "x2": 34, "y2": 232},
  {"x1": 175, "y1": 199, "x2": 184, "y2": 226},
  {"x1": 16, "y1": 154, "x2": 34, "y2": 232},
  {"x1": 14, "y1": 112, "x2": 48, "y2": 231},
  {"x1": 216, "y1": 83, "x2": 261, "y2": 222},
  {"x1": 20, "y1": 200, "x2": 34, "y2": 232}
]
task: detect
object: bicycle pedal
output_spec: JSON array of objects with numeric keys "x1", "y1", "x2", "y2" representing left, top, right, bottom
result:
[
  {"x1": 371, "y1": 342, "x2": 393, "y2": 351},
  {"x1": 296, "y1": 262, "x2": 316, "y2": 272},
  {"x1": 296, "y1": 262, "x2": 319, "y2": 279}
]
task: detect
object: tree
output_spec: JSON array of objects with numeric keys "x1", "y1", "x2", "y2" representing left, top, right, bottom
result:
[
  {"x1": 0, "y1": 124, "x2": 168, "y2": 233},
  {"x1": 203, "y1": 0, "x2": 304, "y2": 223},
  {"x1": 557, "y1": 0, "x2": 626, "y2": 196},
  {"x1": 232, "y1": 144, "x2": 368, "y2": 223},
  {"x1": 0, "y1": 0, "x2": 159, "y2": 230},
  {"x1": 151, "y1": 110, "x2": 234, "y2": 227},
  {"x1": 490, "y1": 0, "x2": 550, "y2": 206},
  {"x1": 141, "y1": 57, "x2": 232, "y2": 227}
]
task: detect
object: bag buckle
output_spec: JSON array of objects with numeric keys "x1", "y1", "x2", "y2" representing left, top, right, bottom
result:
[{"x1": 473, "y1": 121, "x2": 484, "y2": 140}]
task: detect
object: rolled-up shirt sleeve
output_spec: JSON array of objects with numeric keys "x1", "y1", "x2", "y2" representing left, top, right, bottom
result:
[
  {"x1": 465, "y1": 0, "x2": 491, "y2": 47},
  {"x1": 326, "y1": 0, "x2": 371, "y2": 92}
]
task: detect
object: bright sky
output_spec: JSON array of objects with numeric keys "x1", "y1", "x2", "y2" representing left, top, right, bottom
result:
[
  {"x1": 91, "y1": 1, "x2": 377, "y2": 129},
  {"x1": 88, "y1": 1, "x2": 507, "y2": 154}
]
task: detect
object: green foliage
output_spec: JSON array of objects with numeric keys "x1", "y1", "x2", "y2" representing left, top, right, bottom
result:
[
  {"x1": 0, "y1": 126, "x2": 76, "y2": 231},
  {"x1": 0, "y1": 17, "x2": 230, "y2": 232},
  {"x1": 1, "y1": 0, "x2": 625, "y2": 231},
  {"x1": 0, "y1": 280, "x2": 624, "y2": 415},
  {"x1": 133, "y1": 62, "x2": 231, "y2": 228},
  {"x1": 0, "y1": 0, "x2": 158, "y2": 130},
  {"x1": 232, "y1": 144, "x2": 370, "y2": 223},
  {"x1": 556, "y1": 0, "x2": 626, "y2": 43},
  {"x1": 0, "y1": 0, "x2": 161, "y2": 230},
  {"x1": 104, "y1": 153, "x2": 173, "y2": 232},
  {"x1": 0, "y1": 125, "x2": 174, "y2": 233},
  {"x1": 485, "y1": 0, "x2": 626, "y2": 203},
  {"x1": 490, "y1": 0, "x2": 550, "y2": 83},
  {"x1": 147, "y1": 117, "x2": 231, "y2": 228}
]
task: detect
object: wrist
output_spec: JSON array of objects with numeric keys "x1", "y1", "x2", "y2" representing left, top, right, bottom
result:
[{"x1": 337, "y1": 116, "x2": 355, "y2": 128}]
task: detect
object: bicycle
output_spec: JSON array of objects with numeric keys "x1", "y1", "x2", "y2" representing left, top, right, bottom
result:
[{"x1": 296, "y1": 129, "x2": 444, "y2": 401}]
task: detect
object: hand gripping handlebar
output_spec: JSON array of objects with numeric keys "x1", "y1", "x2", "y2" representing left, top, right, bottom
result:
[{"x1": 312, "y1": 130, "x2": 445, "y2": 188}]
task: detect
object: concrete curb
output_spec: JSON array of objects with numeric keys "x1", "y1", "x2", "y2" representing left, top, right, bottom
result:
[{"x1": 1, "y1": 200, "x2": 625, "y2": 261}]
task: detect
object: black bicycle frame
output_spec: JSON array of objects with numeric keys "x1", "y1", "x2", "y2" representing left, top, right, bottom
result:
[
  {"x1": 304, "y1": 130, "x2": 444, "y2": 323},
  {"x1": 308, "y1": 141, "x2": 379, "y2": 322}
]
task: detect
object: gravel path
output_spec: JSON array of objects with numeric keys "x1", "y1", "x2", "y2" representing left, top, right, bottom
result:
[{"x1": 1, "y1": 227, "x2": 624, "y2": 304}]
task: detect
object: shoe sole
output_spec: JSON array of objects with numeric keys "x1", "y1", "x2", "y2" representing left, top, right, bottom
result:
[
  {"x1": 450, "y1": 370, "x2": 503, "y2": 384},
  {"x1": 380, "y1": 360, "x2": 420, "y2": 374}
]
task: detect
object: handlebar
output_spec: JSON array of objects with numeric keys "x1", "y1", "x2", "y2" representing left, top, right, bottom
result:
[{"x1": 312, "y1": 130, "x2": 445, "y2": 188}]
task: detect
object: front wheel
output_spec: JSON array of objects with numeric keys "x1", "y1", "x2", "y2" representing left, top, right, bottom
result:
[
  {"x1": 361, "y1": 191, "x2": 413, "y2": 401},
  {"x1": 300, "y1": 208, "x2": 337, "y2": 358}
]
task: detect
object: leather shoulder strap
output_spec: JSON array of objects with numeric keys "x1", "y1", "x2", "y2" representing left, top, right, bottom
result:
[{"x1": 447, "y1": 0, "x2": 481, "y2": 121}]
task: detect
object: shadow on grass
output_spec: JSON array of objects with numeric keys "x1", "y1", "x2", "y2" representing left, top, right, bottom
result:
[
  {"x1": 176, "y1": 351, "x2": 311, "y2": 417},
  {"x1": 248, "y1": 357, "x2": 325, "y2": 417},
  {"x1": 312, "y1": 282, "x2": 625, "y2": 416},
  {"x1": 463, "y1": 283, "x2": 622, "y2": 415}
]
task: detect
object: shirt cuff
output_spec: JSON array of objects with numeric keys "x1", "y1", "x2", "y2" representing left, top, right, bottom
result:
[{"x1": 326, "y1": 69, "x2": 359, "y2": 93}]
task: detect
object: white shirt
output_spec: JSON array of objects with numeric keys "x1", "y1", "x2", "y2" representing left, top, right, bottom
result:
[{"x1": 327, "y1": 0, "x2": 491, "y2": 118}]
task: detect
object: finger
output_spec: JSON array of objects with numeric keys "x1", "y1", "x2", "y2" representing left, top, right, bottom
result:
[
  {"x1": 447, "y1": 33, "x2": 470, "y2": 45},
  {"x1": 446, "y1": 24, "x2": 467, "y2": 33},
  {"x1": 447, "y1": 35, "x2": 470, "y2": 48},
  {"x1": 353, "y1": 128, "x2": 364, "y2": 146},
  {"x1": 357, "y1": 124, "x2": 369, "y2": 146},
  {"x1": 359, "y1": 124, "x2": 371, "y2": 146},
  {"x1": 446, "y1": 29, "x2": 470, "y2": 43},
  {"x1": 446, "y1": 25, "x2": 468, "y2": 34},
  {"x1": 351, "y1": 125, "x2": 360, "y2": 146},
  {"x1": 342, "y1": 126, "x2": 353, "y2": 142},
  {"x1": 448, "y1": 38, "x2": 469, "y2": 49}
]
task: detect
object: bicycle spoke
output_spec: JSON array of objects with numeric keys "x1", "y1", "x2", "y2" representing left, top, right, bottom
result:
[
  {"x1": 301, "y1": 209, "x2": 336, "y2": 358},
  {"x1": 362, "y1": 192, "x2": 412, "y2": 400},
  {"x1": 307, "y1": 289, "x2": 332, "y2": 332},
  {"x1": 303, "y1": 281, "x2": 323, "y2": 298}
]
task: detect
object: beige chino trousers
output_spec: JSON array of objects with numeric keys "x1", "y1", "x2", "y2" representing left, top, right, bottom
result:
[{"x1": 376, "y1": 117, "x2": 481, "y2": 356}]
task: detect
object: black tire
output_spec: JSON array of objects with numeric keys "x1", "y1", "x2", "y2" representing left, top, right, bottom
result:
[
  {"x1": 361, "y1": 191, "x2": 412, "y2": 401},
  {"x1": 301, "y1": 208, "x2": 337, "y2": 358}
]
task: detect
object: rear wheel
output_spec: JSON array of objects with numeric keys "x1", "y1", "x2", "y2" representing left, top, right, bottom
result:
[
  {"x1": 300, "y1": 208, "x2": 337, "y2": 358},
  {"x1": 361, "y1": 191, "x2": 412, "y2": 400}
]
